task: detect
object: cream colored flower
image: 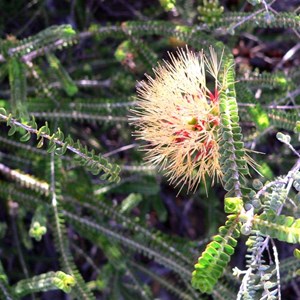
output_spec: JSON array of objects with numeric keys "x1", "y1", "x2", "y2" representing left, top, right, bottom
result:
[{"x1": 131, "y1": 47, "x2": 228, "y2": 193}]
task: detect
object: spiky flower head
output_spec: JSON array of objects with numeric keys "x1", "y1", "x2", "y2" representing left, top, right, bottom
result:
[{"x1": 131, "y1": 47, "x2": 228, "y2": 193}]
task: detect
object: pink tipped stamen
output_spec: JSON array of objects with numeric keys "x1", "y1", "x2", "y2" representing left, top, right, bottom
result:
[
  {"x1": 194, "y1": 150, "x2": 204, "y2": 162},
  {"x1": 194, "y1": 140, "x2": 214, "y2": 162},
  {"x1": 208, "y1": 115, "x2": 220, "y2": 126},
  {"x1": 194, "y1": 124, "x2": 204, "y2": 131},
  {"x1": 209, "y1": 89, "x2": 219, "y2": 104},
  {"x1": 174, "y1": 129, "x2": 190, "y2": 143}
]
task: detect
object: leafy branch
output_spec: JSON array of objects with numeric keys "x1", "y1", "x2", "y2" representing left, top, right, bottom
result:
[
  {"x1": 0, "y1": 109, "x2": 120, "y2": 182},
  {"x1": 12, "y1": 271, "x2": 76, "y2": 297}
]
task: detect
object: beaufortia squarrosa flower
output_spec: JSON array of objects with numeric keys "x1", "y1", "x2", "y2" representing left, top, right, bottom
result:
[{"x1": 130, "y1": 47, "x2": 228, "y2": 193}]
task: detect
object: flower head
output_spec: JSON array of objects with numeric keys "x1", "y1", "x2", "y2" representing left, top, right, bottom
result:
[{"x1": 131, "y1": 47, "x2": 227, "y2": 193}]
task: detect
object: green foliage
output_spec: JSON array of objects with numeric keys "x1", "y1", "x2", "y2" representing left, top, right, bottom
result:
[
  {"x1": 29, "y1": 205, "x2": 47, "y2": 241},
  {"x1": 218, "y1": 56, "x2": 250, "y2": 197},
  {"x1": 238, "y1": 71, "x2": 290, "y2": 91},
  {"x1": 192, "y1": 214, "x2": 240, "y2": 293},
  {"x1": 224, "y1": 197, "x2": 243, "y2": 214},
  {"x1": 159, "y1": 0, "x2": 176, "y2": 12},
  {"x1": 294, "y1": 249, "x2": 300, "y2": 260},
  {"x1": 49, "y1": 157, "x2": 96, "y2": 299},
  {"x1": 0, "y1": 110, "x2": 120, "y2": 182},
  {"x1": 211, "y1": 12, "x2": 300, "y2": 32},
  {"x1": 46, "y1": 53, "x2": 78, "y2": 96},
  {"x1": 238, "y1": 232, "x2": 279, "y2": 299},
  {"x1": 7, "y1": 57, "x2": 27, "y2": 119},
  {"x1": 269, "y1": 110, "x2": 299, "y2": 132},
  {"x1": 0, "y1": 261, "x2": 13, "y2": 300},
  {"x1": 3, "y1": 25, "x2": 76, "y2": 59},
  {"x1": 197, "y1": 0, "x2": 224, "y2": 24},
  {"x1": 248, "y1": 104, "x2": 270, "y2": 131},
  {"x1": 13, "y1": 271, "x2": 76, "y2": 297},
  {"x1": 254, "y1": 212, "x2": 300, "y2": 244}
]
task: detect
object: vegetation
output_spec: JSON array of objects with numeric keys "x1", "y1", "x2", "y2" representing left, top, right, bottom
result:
[{"x1": 0, "y1": 0, "x2": 299, "y2": 299}]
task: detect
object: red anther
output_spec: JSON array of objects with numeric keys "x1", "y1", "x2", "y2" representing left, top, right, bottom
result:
[
  {"x1": 193, "y1": 119, "x2": 206, "y2": 131},
  {"x1": 213, "y1": 118, "x2": 220, "y2": 126},
  {"x1": 193, "y1": 141, "x2": 214, "y2": 162},
  {"x1": 174, "y1": 129, "x2": 190, "y2": 143},
  {"x1": 204, "y1": 140, "x2": 214, "y2": 153},
  {"x1": 174, "y1": 129, "x2": 190, "y2": 137},
  {"x1": 174, "y1": 137, "x2": 186, "y2": 143},
  {"x1": 194, "y1": 124, "x2": 204, "y2": 131},
  {"x1": 194, "y1": 150, "x2": 206, "y2": 162},
  {"x1": 208, "y1": 115, "x2": 220, "y2": 126},
  {"x1": 209, "y1": 89, "x2": 219, "y2": 103}
]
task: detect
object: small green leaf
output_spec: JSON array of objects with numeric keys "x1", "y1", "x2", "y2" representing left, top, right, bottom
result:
[
  {"x1": 90, "y1": 167, "x2": 100, "y2": 175},
  {"x1": 37, "y1": 124, "x2": 50, "y2": 139},
  {"x1": 61, "y1": 142, "x2": 68, "y2": 155},
  {"x1": 53, "y1": 271, "x2": 76, "y2": 294},
  {"x1": 37, "y1": 138, "x2": 44, "y2": 148},
  {"x1": 294, "y1": 121, "x2": 300, "y2": 133},
  {"x1": 55, "y1": 147, "x2": 64, "y2": 156},
  {"x1": 120, "y1": 193, "x2": 143, "y2": 214},
  {"x1": 47, "y1": 140, "x2": 57, "y2": 153},
  {"x1": 294, "y1": 249, "x2": 300, "y2": 259},
  {"x1": 65, "y1": 135, "x2": 74, "y2": 146},
  {"x1": 20, "y1": 131, "x2": 31, "y2": 142},
  {"x1": 56, "y1": 128, "x2": 64, "y2": 141},
  {"x1": 100, "y1": 173, "x2": 109, "y2": 180},
  {"x1": 8, "y1": 124, "x2": 17, "y2": 136},
  {"x1": 47, "y1": 144, "x2": 57, "y2": 153},
  {"x1": 224, "y1": 197, "x2": 243, "y2": 214},
  {"x1": 6, "y1": 114, "x2": 13, "y2": 125},
  {"x1": 0, "y1": 107, "x2": 7, "y2": 116}
]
